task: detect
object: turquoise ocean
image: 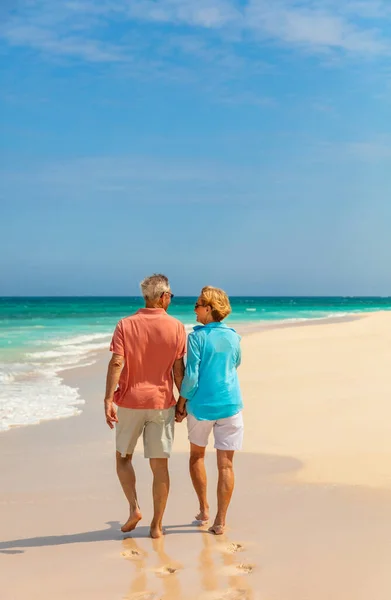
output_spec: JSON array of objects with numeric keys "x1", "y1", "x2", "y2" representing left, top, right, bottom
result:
[{"x1": 1, "y1": 296, "x2": 391, "y2": 432}]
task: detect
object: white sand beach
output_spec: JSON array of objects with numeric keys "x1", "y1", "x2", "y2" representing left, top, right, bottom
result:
[{"x1": 2, "y1": 312, "x2": 391, "y2": 600}]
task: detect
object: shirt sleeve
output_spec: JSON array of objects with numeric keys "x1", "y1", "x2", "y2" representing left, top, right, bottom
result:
[
  {"x1": 180, "y1": 333, "x2": 201, "y2": 400},
  {"x1": 176, "y1": 324, "x2": 187, "y2": 359},
  {"x1": 110, "y1": 321, "x2": 125, "y2": 356}
]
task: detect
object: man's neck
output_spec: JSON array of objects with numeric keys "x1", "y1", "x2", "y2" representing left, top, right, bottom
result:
[{"x1": 145, "y1": 301, "x2": 164, "y2": 310}]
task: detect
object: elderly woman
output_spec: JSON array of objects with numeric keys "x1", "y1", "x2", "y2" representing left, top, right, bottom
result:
[{"x1": 176, "y1": 286, "x2": 243, "y2": 535}]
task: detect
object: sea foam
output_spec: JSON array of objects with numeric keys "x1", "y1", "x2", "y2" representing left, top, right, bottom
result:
[{"x1": 0, "y1": 332, "x2": 112, "y2": 432}]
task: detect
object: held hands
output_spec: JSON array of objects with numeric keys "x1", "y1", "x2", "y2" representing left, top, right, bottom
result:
[
  {"x1": 104, "y1": 398, "x2": 118, "y2": 429},
  {"x1": 175, "y1": 398, "x2": 187, "y2": 423},
  {"x1": 175, "y1": 407, "x2": 187, "y2": 423}
]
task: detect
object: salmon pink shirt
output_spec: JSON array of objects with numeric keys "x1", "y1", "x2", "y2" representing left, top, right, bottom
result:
[{"x1": 110, "y1": 308, "x2": 186, "y2": 410}]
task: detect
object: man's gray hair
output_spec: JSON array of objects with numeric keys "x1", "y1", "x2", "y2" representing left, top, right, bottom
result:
[{"x1": 140, "y1": 274, "x2": 171, "y2": 301}]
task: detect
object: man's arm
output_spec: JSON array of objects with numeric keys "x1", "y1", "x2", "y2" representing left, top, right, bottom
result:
[
  {"x1": 173, "y1": 357, "x2": 185, "y2": 394},
  {"x1": 104, "y1": 353, "x2": 124, "y2": 429}
]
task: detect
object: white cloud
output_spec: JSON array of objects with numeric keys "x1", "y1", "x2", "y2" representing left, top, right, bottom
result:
[
  {"x1": 341, "y1": 0, "x2": 391, "y2": 19},
  {"x1": 245, "y1": 1, "x2": 388, "y2": 55},
  {"x1": 0, "y1": 154, "x2": 258, "y2": 205},
  {"x1": 307, "y1": 137, "x2": 391, "y2": 163},
  {"x1": 0, "y1": 0, "x2": 390, "y2": 67},
  {"x1": 124, "y1": 0, "x2": 241, "y2": 28},
  {"x1": 347, "y1": 139, "x2": 391, "y2": 161},
  {"x1": 1, "y1": 154, "x2": 249, "y2": 186},
  {"x1": 2, "y1": 24, "x2": 128, "y2": 62}
]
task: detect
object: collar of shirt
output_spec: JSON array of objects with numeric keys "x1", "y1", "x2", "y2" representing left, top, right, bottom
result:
[
  {"x1": 193, "y1": 322, "x2": 227, "y2": 331},
  {"x1": 136, "y1": 308, "x2": 166, "y2": 315}
]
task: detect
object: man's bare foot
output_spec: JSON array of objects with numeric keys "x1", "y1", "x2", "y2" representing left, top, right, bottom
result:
[
  {"x1": 150, "y1": 525, "x2": 165, "y2": 538},
  {"x1": 150, "y1": 520, "x2": 165, "y2": 539},
  {"x1": 195, "y1": 509, "x2": 209, "y2": 522},
  {"x1": 121, "y1": 509, "x2": 142, "y2": 533},
  {"x1": 208, "y1": 523, "x2": 225, "y2": 535}
]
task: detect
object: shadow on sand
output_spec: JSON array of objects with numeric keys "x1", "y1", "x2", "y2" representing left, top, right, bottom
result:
[{"x1": 0, "y1": 520, "x2": 210, "y2": 554}]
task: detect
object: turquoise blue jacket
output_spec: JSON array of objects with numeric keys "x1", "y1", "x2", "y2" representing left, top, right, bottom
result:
[{"x1": 180, "y1": 322, "x2": 243, "y2": 421}]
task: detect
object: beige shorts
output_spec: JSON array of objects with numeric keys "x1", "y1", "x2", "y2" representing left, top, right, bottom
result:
[
  {"x1": 187, "y1": 411, "x2": 244, "y2": 451},
  {"x1": 116, "y1": 406, "x2": 175, "y2": 459}
]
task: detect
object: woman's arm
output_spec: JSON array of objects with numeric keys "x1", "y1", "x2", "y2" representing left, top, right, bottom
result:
[{"x1": 179, "y1": 333, "x2": 201, "y2": 402}]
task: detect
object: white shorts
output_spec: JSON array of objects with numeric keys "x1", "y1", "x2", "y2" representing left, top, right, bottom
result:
[{"x1": 187, "y1": 411, "x2": 244, "y2": 451}]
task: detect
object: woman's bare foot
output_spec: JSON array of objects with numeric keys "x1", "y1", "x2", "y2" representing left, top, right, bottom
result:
[
  {"x1": 195, "y1": 509, "x2": 209, "y2": 523},
  {"x1": 150, "y1": 520, "x2": 165, "y2": 539},
  {"x1": 121, "y1": 508, "x2": 142, "y2": 533},
  {"x1": 208, "y1": 523, "x2": 225, "y2": 535}
]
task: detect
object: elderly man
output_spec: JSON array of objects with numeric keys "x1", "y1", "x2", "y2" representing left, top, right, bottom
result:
[{"x1": 104, "y1": 274, "x2": 186, "y2": 538}]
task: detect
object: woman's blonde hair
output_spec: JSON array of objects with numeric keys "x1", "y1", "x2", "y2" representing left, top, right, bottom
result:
[{"x1": 199, "y1": 286, "x2": 232, "y2": 322}]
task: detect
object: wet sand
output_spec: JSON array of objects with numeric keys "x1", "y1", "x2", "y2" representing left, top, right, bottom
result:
[{"x1": 2, "y1": 312, "x2": 391, "y2": 599}]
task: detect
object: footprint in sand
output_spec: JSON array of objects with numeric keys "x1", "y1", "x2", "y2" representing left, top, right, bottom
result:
[
  {"x1": 221, "y1": 590, "x2": 250, "y2": 600},
  {"x1": 214, "y1": 541, "x2": 247, "y2": 556},
  {"x1": 236, "y1": 564, "x2": 254, "y2": 575},
  {"x1": 226, "y1": 543, "x2": 244, "y2": 554},
  {"x1": 154, "y1": 564, "x2": 180, "y2": 577},
  {"x1": 203, "y1": 589, "x2": 250, "y2": 600},
  {"x1": 222, "y1": 590, "x2": 251, "y2": 600},
  {"x1": 221, "y1": 563, "x2": 254, "y2": 577},
  {"x1": 121, "y1": 548, "x2": 144, "y2": 560},
  {"x1": 126, "y1": 593, "x2": 160, "y2": 600}
]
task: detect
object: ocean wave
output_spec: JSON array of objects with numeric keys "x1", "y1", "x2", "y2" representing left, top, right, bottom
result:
[
  {"x1": 0, "y1": 362, "x2": 84, "y2": 433},
  {"x1": 56, "y1": 332, "x2": 112, "y2": 346},
  {"x1": 31, "y1": 332, "x2": 111, "y2": 347},
  {"x1": 27, "y1": 341, "x2": 109, "y2": 360},
  {"x1": 0, "y1": 371, "x2": 16, "y2": 384},
  {"x1": 0, "y1": 332, "x2": 111, "y2": 432}
]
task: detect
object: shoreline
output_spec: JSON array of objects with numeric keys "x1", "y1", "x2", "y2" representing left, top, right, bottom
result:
[
  {"x1": 0, "y1": 310, "x2": 366, "y2": 435},
  {"x1": 2, "y1": 310, "x2": 391, "y2": 598}
]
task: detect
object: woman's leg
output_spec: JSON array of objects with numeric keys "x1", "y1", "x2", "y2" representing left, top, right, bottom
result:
[
  {"x1": 189, "y1": 443, "x2": 210, "y2": 522},
  {"x1": 209, "y1": 450, "x2": 235, "y2": 535}
]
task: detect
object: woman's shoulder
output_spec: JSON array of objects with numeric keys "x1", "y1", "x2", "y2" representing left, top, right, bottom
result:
[
  {"x1": 221, "y1": 323, "x2": 241, "y2": 338},
  {"x1": 189, "y1": 325, "x2": 205, "y2": 339},
  {"x1": 220, "y1": 327, "x2": 241, "y2": 348}
]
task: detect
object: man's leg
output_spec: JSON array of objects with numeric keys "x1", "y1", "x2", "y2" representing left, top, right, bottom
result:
[
  {"x1": 149, "y1": 458, "x2": 170, "y2": 539},
  {"x1": 116, "y1": 451, "x2": 142, "y2": 532},
  {"x1": 189, "y1": 443, "x2": 209, "y2": 522},
  {"x1": 145, "y1": 408, "x2": 175, "y2": 538},
  {"x1": 209, "y1": 450, "x2": 235, "y2": 535}
]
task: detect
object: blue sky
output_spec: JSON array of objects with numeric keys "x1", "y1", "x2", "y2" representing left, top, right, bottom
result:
[{"x1": 1, "y1": 0, "x2": 391, "y2": 296}]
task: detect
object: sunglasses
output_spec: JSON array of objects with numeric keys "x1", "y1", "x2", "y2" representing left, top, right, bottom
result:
[
  {"x1": 195, "y1": 302, "x2": 206, "y2": 309},
  {"x1": 161, "y1": 292, "x2": 175, "y2": 299}
]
